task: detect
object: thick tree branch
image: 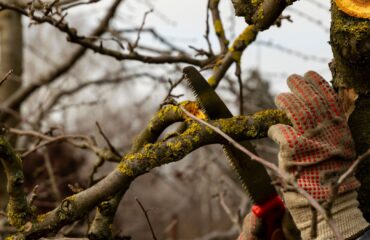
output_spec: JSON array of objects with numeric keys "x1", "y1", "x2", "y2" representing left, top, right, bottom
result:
[
  {"x1": 0, "y1": 135, "x2": 33, "y2": 228},
  {"x1": 11, "y1": 108, "x2": 288, "y2": 239},
  {"x1": 87, "y1": 103, "x2": 185, "y2": 240}
]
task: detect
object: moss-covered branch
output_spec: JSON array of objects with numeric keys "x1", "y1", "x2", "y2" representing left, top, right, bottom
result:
[
  {"x1": 0, "y1": 134, "x2": 33, "y2": 228},
  {"x1": 330, "y1": 3, "x2": 370, "y2": 93},
  {"x1": 210, "y1": 0, "x2": 229, "y2": 53},
  {"x1": 209, "y1": 0, "x2": 297, "y2": 88},
  {"x1": 130, "y1": 104, "x2": 185, "y2": 153},
  {"x1": 208, "y1": 25, "x2": 258, "y2": 88},
  {"x1": 12, "y1": 108, "x2": 288, "y2": 239},
  {"x1": 87, "y1": 189, "x2": 126, "y2": 240},
  {"x1": 87, "y1": 104, "x2": 186, "y2": 239},
  {"x1": 329, "y1": 1, "x2": 370, "y2": 221},
  {"x1": 231, "y1": 0, "x2": 295, "y2": 30}
]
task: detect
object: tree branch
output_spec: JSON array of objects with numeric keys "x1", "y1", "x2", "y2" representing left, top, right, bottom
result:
[
  {"x1": 208, "y1": 0, "x2": 297, "y2": 88},
  {"x1": 0, "y1": 135, "x2": 33, "y2": 228},
  {"x1": 12, "y1": 108, "x2": 288, "y2": 239},
  {"x1": 1, "y1": 0, "x2": 124, "y2": 117},
  {"x1": 0, "y1": 1, "x2": 209, "y2": 67}
]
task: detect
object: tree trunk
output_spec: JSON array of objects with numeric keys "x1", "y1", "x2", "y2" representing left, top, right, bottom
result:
[
  {"x1": 330, "y1": 1, "x2": 370, "y2": 221},
  {"x1": 0, "y1": 8, "x2": 23, "y2": 211}
]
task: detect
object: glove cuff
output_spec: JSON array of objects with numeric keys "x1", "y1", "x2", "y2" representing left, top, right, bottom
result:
[{"x1": 284, "y1": 190, "x2": 369, "y2": 240}]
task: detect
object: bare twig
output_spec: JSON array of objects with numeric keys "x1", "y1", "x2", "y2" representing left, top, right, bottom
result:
[
  {"x1": 96, "y1": 122, "x2": 121, "y2": 157},
  {"x1": 325, "y1": 148, "x2": 370, "y2": 213},
  {"x1": 162, "y1": 74, "x2": 185, "y2": 103},
  {"x1": 29, "y1": 185, "x2": 39, "y2": 205},
  {"x1": 235, "y1": 63, "x2": 244, "y2": 115},
  {"x1": 61, "y1": 0, "x2": 101, "y2": 11},
  {"x1": 204, "y1": 0, "x2": 214, "y2": 55},
  {"x1": 218, "y1": 191, "x2": 241, "y2": 231},
  {"x1": 0, "y1": 1, "x2": 209, "y2": 66},
  {"x1": 114, "y1": 27, "x2": 186, "y2": 53},
  {"x1": 0, "y1": 69, "x2": 13, "y2": 87},
  {"x1": 130, "y1": 9, "x2": 153, "y2": 51},
  {"x1": 43, "y1": 151, "x2": 61, "y2": 201},
  {"x1": 338, "y1": 149, "x2": 370, "y2": 186},
  {"x1": 21, "y1": 134, "x2": 89, "y2": 157},
  {"x1": 136, "y1": 198, "x2": 158, "y2": 240}
]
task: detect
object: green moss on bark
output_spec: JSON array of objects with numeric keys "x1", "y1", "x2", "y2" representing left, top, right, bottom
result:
[
  {"x1": 330, "y1": 1, "x2": 370, "y2": 221},
  {"x1": 330, "y1": 3, "x2": 370, "y2": 94}
]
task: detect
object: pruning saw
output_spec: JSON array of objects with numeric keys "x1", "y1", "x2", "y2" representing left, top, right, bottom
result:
[{"x1": 183, "y1": 66, "x2": 285, "y2": 238}]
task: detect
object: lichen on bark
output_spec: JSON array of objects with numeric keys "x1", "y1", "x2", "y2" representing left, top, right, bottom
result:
[
  {"x1": 330, "y1": 2, "x2": 370, "y2": 94},
  {"x1": 330, "y1": 0, "x2": 370, "y2": 221}
]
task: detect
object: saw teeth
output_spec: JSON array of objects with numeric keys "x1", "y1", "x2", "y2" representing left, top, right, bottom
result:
[
  {"x1": 223, "y1": 147, "x2": 252, "y2": 192},
  {"x1": 187, "y1": 82, "x2": 211, "y2": 116}
]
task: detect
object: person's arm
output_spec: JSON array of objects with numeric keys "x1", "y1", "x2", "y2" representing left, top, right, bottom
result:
[{"x1": 239, "y1": 72, "x2": 369, "y2": 240}]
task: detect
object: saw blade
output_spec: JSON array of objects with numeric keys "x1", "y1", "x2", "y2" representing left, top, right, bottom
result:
[{"x1": 183, "y1": 66, "x2": 278, "y2": 204}]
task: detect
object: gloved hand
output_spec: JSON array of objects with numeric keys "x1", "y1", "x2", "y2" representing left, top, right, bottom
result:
[{"x1": 267, "y1": 71, "x2": 369, "y2": 239}]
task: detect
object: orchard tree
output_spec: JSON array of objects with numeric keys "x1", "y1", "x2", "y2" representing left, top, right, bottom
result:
[{"x1": 0, "y1": 0, "x2": 369, "y2": 239}]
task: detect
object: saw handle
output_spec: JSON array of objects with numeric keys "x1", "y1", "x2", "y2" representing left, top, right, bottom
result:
[{"x1": 252, "y1": 195, "x2": 285, "y2": 240}]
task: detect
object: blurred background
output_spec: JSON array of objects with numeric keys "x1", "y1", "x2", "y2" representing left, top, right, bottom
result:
[{"x1": 0, "y1": 0, "x2": 332, "y2": 239}]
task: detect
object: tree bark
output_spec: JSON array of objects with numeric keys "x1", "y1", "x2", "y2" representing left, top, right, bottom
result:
[
  {"x1": 330, "y1": 1, "x2": 370, "y2": 221},
  {"x1": 0, "y1": 7, "x2": 23, "y2": 211},
  {"x1": 0, "y1": 9, "x2": 22, "y2": 102}
]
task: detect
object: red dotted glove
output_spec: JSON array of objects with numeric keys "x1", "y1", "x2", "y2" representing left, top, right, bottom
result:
[{"x1": 268, "y1": 72, "x2": 369, "y2": 239}]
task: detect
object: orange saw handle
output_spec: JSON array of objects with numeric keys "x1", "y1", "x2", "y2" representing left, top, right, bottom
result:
[{"x1": 252, "y1": 194, "x2": 285, "y2": 240}]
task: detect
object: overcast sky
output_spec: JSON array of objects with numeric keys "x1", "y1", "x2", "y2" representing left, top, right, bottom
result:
[{"x1": 112, "y1": 0, "x2": 333, "y2": 93}]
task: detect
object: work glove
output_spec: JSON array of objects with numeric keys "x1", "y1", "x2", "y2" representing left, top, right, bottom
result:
[{"x1": 268, "y1": 71, "x2": 369, "y2": 239}]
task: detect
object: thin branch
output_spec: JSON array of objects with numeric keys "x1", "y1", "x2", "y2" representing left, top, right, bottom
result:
[
  {"x1": 35, "y1": 73, "x2": 150, "y2": 121},
  {"x1": 2, "y1": 0, "x2": 124, "y2": 113},
  {"x1": 114, "y1": 28, "x2": 186, "y2": 53},
  {"x1": 162, "y1": 74, "x2": 185, "y2": 103},
  {"x1": 61, "y1": 0, "x2": 101, "y2": 11},
  {"x1": 136, "y1": 198, "x2": 158, "y2": 240},
  {"x1": 235, "y1": 63, "x2": 244, "y2": 115},
  {"x1": 95, "y1": 122, "x2": 121, "y2": 157},
  {"x1": 0, "y1": 69, "x2": 13, "y2": 87},
  {"x1": 209, "y1": 0, "x2": 229, "y2": 53},
  {"x1": 218, "y1": 191, "x2": 241, "y2": 231},
  {"x1": 204, "y1": 0, "x2": 214, "y2": 55},
  {"x1": 337, "y1": 149, "x2": 370, "y2": 185},
  {"x1": 29, "y1": 185, "x2": 39, "y2": 206},
  {"x1": 0, "y1": 1, "x2": 209, "y2": 66},
  {"x1": 129, "y1": 9, "x2": 153, "y2": 51},
  {"x1": 43, "y1": 151, "x2": 61, "y2": 201}
]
